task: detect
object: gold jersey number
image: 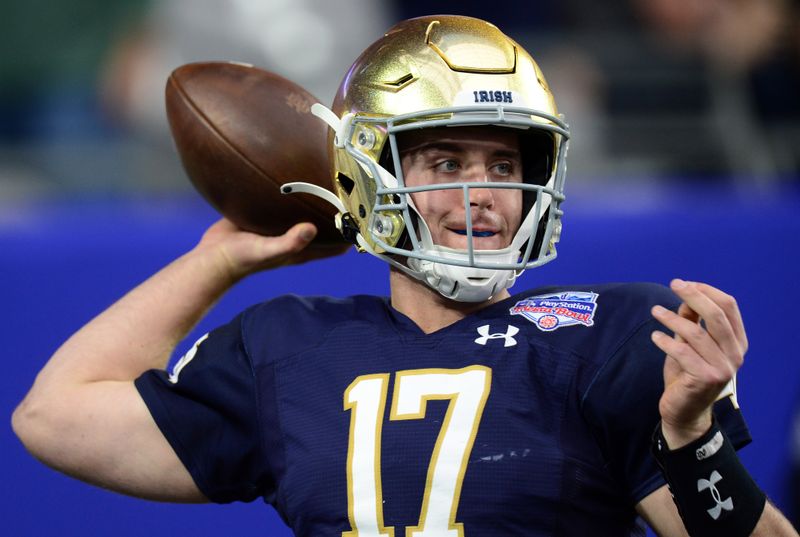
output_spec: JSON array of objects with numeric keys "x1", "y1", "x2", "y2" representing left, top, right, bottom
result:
[{"x1": 343, "y1": 366, "x2": 492, "y2": 537}]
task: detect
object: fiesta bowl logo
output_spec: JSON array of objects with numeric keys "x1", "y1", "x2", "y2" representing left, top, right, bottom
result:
[{"x1": 510, "y1": 292, "x2": 599, "y2": 332}]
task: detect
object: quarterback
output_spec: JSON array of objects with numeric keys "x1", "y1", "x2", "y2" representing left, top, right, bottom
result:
[{"x1": 12, "y1": 15, "x2": 798, "y2": 537}]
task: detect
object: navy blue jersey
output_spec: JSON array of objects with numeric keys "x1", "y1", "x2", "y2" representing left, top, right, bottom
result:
[{"x1": 135, "y1": 282, "x2": 749, "y2": 536}]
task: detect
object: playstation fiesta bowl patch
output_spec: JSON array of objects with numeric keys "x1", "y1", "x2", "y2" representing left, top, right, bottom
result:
[{"x1": 510, "y1": 291, "x2": 599, "y2": 331}]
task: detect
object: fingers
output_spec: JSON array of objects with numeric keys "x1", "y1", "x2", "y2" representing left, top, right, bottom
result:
[
  {"x1": 650, "y1": 279, "x2": 746, "y2": 388},
  {"x1": 676, "y1": 302, "x2": 698, "y2": 323},
  {"x1": 650, "y1": 311, "x2": 736, "y2": 390},
  {"x1": 673, "y1": 302, "x2": 698, "y2": 343},
  {"x1": 691, "y1": 281, "x2": 748, "y2": 352},
  {"x1": 670, "y1": 279, "x2": 746, "y2": 360}
]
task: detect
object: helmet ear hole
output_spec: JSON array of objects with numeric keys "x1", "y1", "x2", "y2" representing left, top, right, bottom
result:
[
  {"x1": 336, "y1": 172, "x2": 356, "y2": 196},
  {"x1": 337, "y1": 172, "x2": 356, "y2": 195},
  {"x1": 377, "y1": 142, "x2": 395, "y2": 176}
]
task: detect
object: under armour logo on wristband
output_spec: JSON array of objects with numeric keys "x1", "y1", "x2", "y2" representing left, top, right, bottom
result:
[
  {"x1": 475, "y1": 325, "x2": 519, "y2": 347},
  {"x1": 698, "y1": 470, "x2": 734, "y2": 520}
]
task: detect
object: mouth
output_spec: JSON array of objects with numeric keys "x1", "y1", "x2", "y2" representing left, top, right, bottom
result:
[{"x1": 451, "y1": 229, "x2": 497, "y2": 237}]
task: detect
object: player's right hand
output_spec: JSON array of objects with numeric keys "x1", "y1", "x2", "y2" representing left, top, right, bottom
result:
[{"x1": 195, "y1": 218, "x2": 318, "y2": 282}]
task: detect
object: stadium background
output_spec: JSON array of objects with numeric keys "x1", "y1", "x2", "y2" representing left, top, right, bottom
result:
[{"x1": 2, "y1": 0, "x2": 799, "y2": 535}]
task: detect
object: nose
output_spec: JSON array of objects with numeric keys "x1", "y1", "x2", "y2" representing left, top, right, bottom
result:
[
  {"x1": 461, "y1": 158, "x2": 495, "y2": 209},
  {"x1": 468, "y1": 177, "x2": 495, "y2": 210}
]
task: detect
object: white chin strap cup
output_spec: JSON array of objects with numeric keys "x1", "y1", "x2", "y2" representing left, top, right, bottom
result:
[{"x1": 407, "y1": 250, "x2": 518, "y2": 303}]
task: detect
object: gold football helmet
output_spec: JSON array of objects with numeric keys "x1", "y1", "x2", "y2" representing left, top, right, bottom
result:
[{"x1": 286, "y1": 15, "x2": 569, "y2": 301}]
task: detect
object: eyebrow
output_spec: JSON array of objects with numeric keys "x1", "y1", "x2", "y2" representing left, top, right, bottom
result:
[{"x1": 402, "y1": 141, "x2": 521, "y2": 160}]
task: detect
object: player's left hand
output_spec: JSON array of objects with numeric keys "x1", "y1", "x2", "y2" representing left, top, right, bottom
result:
[{"x1": 650, "y1": 279, "x2": 747, "y2": 449}]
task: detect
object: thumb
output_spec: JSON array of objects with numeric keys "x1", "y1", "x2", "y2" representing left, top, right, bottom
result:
[
  {"x1": 283, "y1": 222, "x2": 317, "y2": 252},
  {"x1": 248, "y1": 222, "x2": 317, "y2": 262}
]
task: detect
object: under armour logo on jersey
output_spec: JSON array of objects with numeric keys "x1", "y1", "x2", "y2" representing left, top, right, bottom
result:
[
  {"x1": 698, "y1": 470, "x2": 733, "y2": 520},
  {"x1": 475, "y1": 325, "x2": 519, "y2": 347}
]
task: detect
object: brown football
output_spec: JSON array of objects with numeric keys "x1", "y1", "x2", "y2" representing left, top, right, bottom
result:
[{"x1": 165, "y1": 61, "x2": 348, "y2": 255}]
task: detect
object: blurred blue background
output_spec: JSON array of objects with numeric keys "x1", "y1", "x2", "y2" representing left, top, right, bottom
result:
[{"x1": 2, "y1": 0, "x2": 799, "y2": 535}]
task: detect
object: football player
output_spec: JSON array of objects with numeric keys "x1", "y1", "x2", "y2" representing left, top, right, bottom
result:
[{"x1": 12, "y1": 15, "x2": 798, "y2": 537}]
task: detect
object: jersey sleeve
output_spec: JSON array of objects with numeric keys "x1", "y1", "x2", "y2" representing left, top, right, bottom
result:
[
  {"x1": 580, "y1": 316, "x2": 752, "y2": 505},
  {"x1": 134, "y1": 314, "x2": 273, "y2": 503}
]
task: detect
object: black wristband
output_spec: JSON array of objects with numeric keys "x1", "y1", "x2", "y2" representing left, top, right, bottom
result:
[{"x1": 652, "y1": 419, "x2": 766, "y2": 537}]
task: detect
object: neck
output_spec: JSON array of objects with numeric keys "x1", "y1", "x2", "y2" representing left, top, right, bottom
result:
[{"x1": 389, "y1": 267, "x2": 510, "y2": 334}]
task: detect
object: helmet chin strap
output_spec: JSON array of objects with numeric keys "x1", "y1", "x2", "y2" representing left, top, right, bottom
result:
[{"x1": 311, "y1": 103, "x2": 350, "y2": 148}]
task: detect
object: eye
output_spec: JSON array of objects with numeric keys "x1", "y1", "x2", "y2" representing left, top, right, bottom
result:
[
  {"x1": 494, "y1": 162, "x2": 511, "y2": 175},
  {"x1": 491, "y1": 161, "x2": 516, "y2": 177},
  {"x1": 434, "y1": 159, "x2": 460, "y2": 173}
]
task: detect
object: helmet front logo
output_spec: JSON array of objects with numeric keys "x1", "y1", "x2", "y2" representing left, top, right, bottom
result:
[{"x1": 472, "y1": 90, "x2": 513, "y2": 104}]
